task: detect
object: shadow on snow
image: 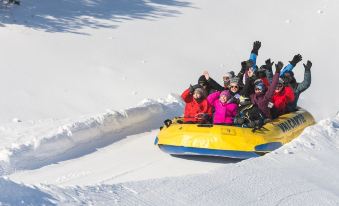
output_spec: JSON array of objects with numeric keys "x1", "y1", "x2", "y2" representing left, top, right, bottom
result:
[{"x1": 0, "y1": 0, "x2": 193, "y2": 34}]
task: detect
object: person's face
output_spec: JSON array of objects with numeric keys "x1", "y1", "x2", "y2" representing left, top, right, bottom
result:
[
  {"x1": 229, "y1": 83, "x2": 239, "y2": 93},
  {"x1": 193, "y1": 91, "x2": 202, "y2": 99},
  {"x1": 223, "y1": 76, "x2": 230, "y2": 87},
  {"x1": 219, "y1": 94, "x2": 227, "y2": 103},
  {"x1": 284, "y1": 73, "x2": 291, "y2": 78},
  {"x1": 283, "y1": 73, "x2": 293, "y2": 84},
  {"x1": 255, "y1": 87, "x2": 262, "y2": 94},
  {"x1": 275, "y1": 83, "x2": 284, "y2": 92}
]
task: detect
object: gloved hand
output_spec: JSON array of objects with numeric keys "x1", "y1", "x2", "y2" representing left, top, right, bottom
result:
[
  {"x1": 275, "y1": 61, "x2": 284, "y2": 73},
  {"x1": 195, "y1": 113, "x2": 210, "y2": 122},
  {"x1": 252, "y1": 41, "x2": 261, "y2": 55},
  {"x1": 189, "y1": 84, "x2": 194, "y2": 94},
  {"x1": 290, "y1": 54, "x2": 302, "y2": 66},
  {"x1": 303, "y1": 60, "x2": 312, "y2": 71},
  {"x1": 241, "y1": 61, "x2": 247, "y2": 73},
  {"x1": 265, "y1": 58, "x2": 274, "y2": 69}
]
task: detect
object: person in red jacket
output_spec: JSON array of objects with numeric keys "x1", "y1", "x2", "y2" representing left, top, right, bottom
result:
[
  {"x1": 181, "y1": 86, "x2": 212, "y2": 123},
  {"x1": 271, "y1": 78, "x2": 295, "y2": 118}
]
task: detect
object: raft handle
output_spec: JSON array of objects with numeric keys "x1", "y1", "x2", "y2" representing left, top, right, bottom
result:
[
  {"x1": 164, "y1": 119, "x2": 172, "y2": 127},
  {"x1": 197, "y1": 124, "x2": 214, "y2": 128}
]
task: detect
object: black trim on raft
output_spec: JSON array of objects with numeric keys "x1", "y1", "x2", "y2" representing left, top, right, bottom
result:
[{"x1": 158, "y1": 144, "x2": 263, "y2": 159}]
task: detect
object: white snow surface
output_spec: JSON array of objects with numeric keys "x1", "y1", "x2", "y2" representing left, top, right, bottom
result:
[{"x1": 1, "y1": 0, "x2": 339, "y2": 205}]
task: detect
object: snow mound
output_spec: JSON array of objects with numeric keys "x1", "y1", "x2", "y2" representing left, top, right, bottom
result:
[
  {"x1": 44, "y1": 112, "x2": 339, "y2": 205},
  {"x1": 0, "y1": 177, "x2": 56, "y2": 206},
  {"x1": 0, "y1": 94, "x2": 184, "y2": 175},
  {"x1": 3, "y1": 112, "x2": 339, "y2": 205}
]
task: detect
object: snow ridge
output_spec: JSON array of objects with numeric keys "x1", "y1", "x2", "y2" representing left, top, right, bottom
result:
[{"x1": 0, "y1": 94, "x2": 184, "y2": 175}]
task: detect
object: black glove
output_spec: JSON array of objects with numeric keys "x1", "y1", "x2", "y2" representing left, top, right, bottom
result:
[
  {"x1": 265, "y1": 58, "x2": 274, "y2": 69},
  {"x1": 275, "y1": 61, "x2": 284, "y2": 73},
  {"x1": 240, "y1": 61, "x2": 247, "y2": 73},
  {"x1": 303, "y1": 60, "x2": 312, "y2": 71},
  {"x1": 189, "y1": 84, "x2": 194, "y2": 94},
  {"x1": 251, "y1": 41, "x2": 261, "y2": 55},
  {"x1": 290, "y1": 54, "x2": 302, "y2": 66}
]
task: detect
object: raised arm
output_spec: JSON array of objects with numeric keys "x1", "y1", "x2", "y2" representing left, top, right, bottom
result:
[
  {"x1": 280, "y1": 54, "x2": 302, "y2": 77},
  {"x1": 264, "y1": 58, "x2": 274, "y2": 83},
  {"x1": 296, "y1": 61, "x2": 312, "y2": 93},
  {"x1": 265, "y1": 62, "x2": 283, "y2": 100},
  {"x1": 207, "y1": 91, "x2": 221, "y2": 106},
  {"x1": 240, "y1": 68, "x2": 256, "y2": 97},
  {"x1": 203, "y1": 71, "x2": 224, "y2": 91},
  {"x1": 249, "y1": 41, "x2": 261, "y2": 71}
]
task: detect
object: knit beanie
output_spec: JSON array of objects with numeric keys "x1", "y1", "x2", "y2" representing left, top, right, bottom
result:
[
  {"x1": 230, "y1": 77, "x2": 240, "y2": 85},
  {"x1": 220, "y1": 90, "x2": 232, "y2": 99},
  {"x1": 255, "y1": 82, "x2": 266, "y2": 91},
  {"x1": 224, "y1": 71, "x2": 235, "y2": 78}
]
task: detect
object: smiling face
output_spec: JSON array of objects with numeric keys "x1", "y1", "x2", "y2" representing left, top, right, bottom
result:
[
  {"x1": 255, "y1": 87, "x2": 262, "y2": 94},
  {"x1": 275, "y1": 83, "x2": 284, "y2": 92},
  {"x1": 193, "y1": 91, "x2": 202, "y2": 99},
  {"x1": 223, "y1": 76, "x2": 231, "y2": 87},
  {"x1": 229, "y1": 83, "x2": 239, "y2": 93},
  {"x1": 219, "y1": 94, "x2": 228, "y2": 103}
]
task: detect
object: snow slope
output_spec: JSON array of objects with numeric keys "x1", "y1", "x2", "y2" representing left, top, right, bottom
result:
[
  {"x1": 0, "y1": 0, "x2": 338, "y2": 124},
  {"x1": 1, "y1": 0, "x2": 339, "y2": 205},
  {"x1": 3, "y1": 112, "x2": 339, "y2": 205}
]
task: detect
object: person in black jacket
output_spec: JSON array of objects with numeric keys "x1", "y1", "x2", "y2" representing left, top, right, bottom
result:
[
  {"x1": 233, "y1": 96, "x2": 265, "y2": 130},
  {"x1": 284, "y1": 60, "x2": 312, "y2": 111},
  {"x1": 197, "y1": 71, "x2": 224, "y2": 95}
]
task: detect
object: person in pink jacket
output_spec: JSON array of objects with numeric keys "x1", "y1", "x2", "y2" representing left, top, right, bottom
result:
[{"x1": 207, "y1": 90, "x2": 238, "y2": 125}]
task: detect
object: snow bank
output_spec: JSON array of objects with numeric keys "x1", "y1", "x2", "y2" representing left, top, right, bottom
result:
[
  {"x1": 34, "y1": 112, "x2": 339, "y2": 206},
  {"x1": 0, "y1": 94, "x2": 184, "y2": 175},
  {"x1": 3, "y1": 112, "x2": 339, "y2": 205},
  {"x1": 0, "y1": 177, "x2": 55, "y2": 206},
  {"x1": 98, "y1": 113, "x2": 338, "y2": 206}
]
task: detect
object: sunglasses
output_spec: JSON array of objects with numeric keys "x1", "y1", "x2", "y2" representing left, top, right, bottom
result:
[{"x1": 230, "y1": 85, "x2": 239, "y2": 89}]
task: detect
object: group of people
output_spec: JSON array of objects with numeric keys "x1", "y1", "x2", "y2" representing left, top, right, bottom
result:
[{"x1": 181, "y1": 41, "x2": 312, "y2": 129}]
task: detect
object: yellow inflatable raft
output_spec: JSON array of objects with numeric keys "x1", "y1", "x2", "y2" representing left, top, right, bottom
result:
[{"x1": 154, "y1": 108, "x2": 315, "y2": 159}]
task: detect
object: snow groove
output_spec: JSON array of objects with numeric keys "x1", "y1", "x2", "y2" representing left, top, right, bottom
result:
[{"x1": 0, "y1": 94, "x2": 184, "y2": 175}]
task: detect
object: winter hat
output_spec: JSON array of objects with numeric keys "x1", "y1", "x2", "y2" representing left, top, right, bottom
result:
[
  {"x1": 194, "y1": 87, "x2": 207, "y2": 98},
  {"x1": 254, "y1": 78, "x2": 263, "y2": 85},
  {"x1": 198, "y1": 75, "x2": 208, "y2": 85},
  {"x1": 259, "y1": 65, "x2": 267, "y2": 71},
  {"x1": 224, "y1": 71, "x2": 235, "y2": 78},
  {"x1": 220, "y1": 90, "x2": 232, "y2": 99},
  {"x1": 229, "y1": 77, "x2": 240, "y2": 85},
  {"x1": 255, "y1": 82, "x2": 266, "y2": 91},
  {"x1": 239, "y1": 96, "x2": 251, "y2": 106}
]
